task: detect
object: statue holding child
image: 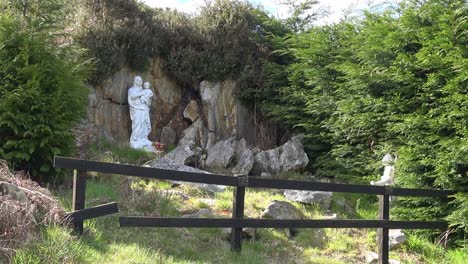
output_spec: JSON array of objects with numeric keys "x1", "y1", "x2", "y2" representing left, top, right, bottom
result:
[{"x1": 128, "y1": 76, "x2": 156, "y2": 152}]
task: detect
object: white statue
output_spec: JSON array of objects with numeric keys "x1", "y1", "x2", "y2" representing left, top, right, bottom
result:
[
  {"x1": 371, "y1": 154, "x2": 395, "y2": 186},
  {"x1": 128, "y1": 76, "x2": 155, "y2": 151}
]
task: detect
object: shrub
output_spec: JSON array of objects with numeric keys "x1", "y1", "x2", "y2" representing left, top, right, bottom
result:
[{"x1": 0, "y1": 0, "x2": 92, "y2": 181}]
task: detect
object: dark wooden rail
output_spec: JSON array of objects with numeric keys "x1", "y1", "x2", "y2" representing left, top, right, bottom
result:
[{"x1": 54, "y1": 156, "x2": 453, "y2": 264}]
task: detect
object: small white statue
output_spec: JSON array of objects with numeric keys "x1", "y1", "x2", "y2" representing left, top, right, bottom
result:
[
  {"x1": 128, "y1": 76, "x2": 155, "y2": 152},
  {"x1": 371, "y1": 154, "x2": 395, "y2": 186}
]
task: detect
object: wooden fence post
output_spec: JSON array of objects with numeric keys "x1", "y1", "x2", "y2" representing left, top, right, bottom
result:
[
  {"x1": 231, "y1": 176, "x2": 247, "y2": 252},
  {"x1": 72, "y1": 169, "x2": 86, "y2": 235},
  {"x1": 378, "y1": 187, "x2": 390, "y2": 264}
]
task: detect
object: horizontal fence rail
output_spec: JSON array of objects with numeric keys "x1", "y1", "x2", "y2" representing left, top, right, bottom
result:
[
  {"x1": 119, "y1": 217, "x2": 448, "y2": 230},
  {"x1": 54, "y1": 156, "x2": 455, "y2": 264},
  {"x1": 54, "y1": 157, "x2": 452, "y2": 197},
  {"x1": 66, "y1": 202, "x2": 118, "y2": 223},
  {"x1": 54, "y1": 156, "x2": 237, "y2": 186}
]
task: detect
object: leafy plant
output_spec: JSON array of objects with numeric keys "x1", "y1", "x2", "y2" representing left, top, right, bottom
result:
[{"x1": 0, "y1": 0, "x2": 92, "y2": 182}]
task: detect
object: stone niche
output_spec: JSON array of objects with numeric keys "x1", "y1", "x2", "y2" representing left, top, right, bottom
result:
[
  {"x1": 87, "y1": 57, "x2": 281, "y2": 148},
  {"x1": 87, "y1": 58, "x2": 184, "y2": 142}
]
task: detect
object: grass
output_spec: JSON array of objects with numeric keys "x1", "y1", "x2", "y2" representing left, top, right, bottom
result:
[
  {"x1": 12, "y1": 148, "x2": 468, "y2": 263},
  {"x1": 13, "y1": 177, "x2": 468, "y2": 263}
]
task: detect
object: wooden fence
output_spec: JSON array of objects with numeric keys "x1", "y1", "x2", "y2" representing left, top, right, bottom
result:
[{"x1": 54, "y1": 156, "x2": 453, "y2": 264}]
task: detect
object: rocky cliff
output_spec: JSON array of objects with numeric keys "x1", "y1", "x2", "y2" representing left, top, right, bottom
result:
[{"x1": 86, "y1": 57, "x2": 282, "y2": 148}]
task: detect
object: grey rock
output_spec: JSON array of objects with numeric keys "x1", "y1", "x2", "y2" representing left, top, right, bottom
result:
[
  {"x1": 145, "y1": 157, "x2": 208, "y2": 174},
  {"x1": 183, "y1": 100, "x2": 199, "y2": 122},
  {"x1": 0, "y1": 182, "x2": 29, "y2": 203},
  {"x1": 260, "y1": 172, "x2": 272, "y2": 178},
  {"x1": 178, "y1": 119, "x2": 207, "y2": 147},
  {"x1": 261, "y1": 200, "x2": 304, "y2": 237},
  {"x1": 221, "y1": 227, "x2": 257, "y2": 240},
  {"x1": 389, "y1": 229, "x2": 407, "y2": 249},
  {"x1": 283, "y1": 190, "x2": 332, "y2": 208},
  {"x1": 205, "y1": 139, "x2": 236, "y2": 168},
  {"x1": 261, "y1": 200, "x2": 304, "y2": 220},
  {"x1": 232, "y1": 149, "x2": 254, "y2": 176},
  {"x1": 200, "y1": 80, "x2": 238, "y2": 140},
  {"x1": 144, "y1": 158, "x2": 225, "y2": 194},
  {"x1": 182, "y1": 208, "x2": 213, "y2": 218},
  {"x1": 250, "y1": 134, "x2": 309, "y2": 176},
  {"x1": 164, "y1": 145, "x2": 202, "y2": 166},
  {"x1": 251, "y1": 148, "x2": 281, "y2": 175},
  {"x1": 279, "y1": 134, "x2": 309, "y2": 172},
  {"x1": 365, "y1": 251, "x2": 378, "y2": 263},
  {"x1": 160, "y1": 126, "x2": 176, "y2": 146}
]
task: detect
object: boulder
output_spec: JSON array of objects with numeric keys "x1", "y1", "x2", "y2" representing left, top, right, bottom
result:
[
  {"x1": 205, "y1": 139, "x2": 236, "y2": 168},
  {"x1": 183, "y1": 100, "x2": 199, "y2": 122},
  {"x1": 251, "y1": 134, "x2": 309, "y2": 176},
  {"x1": 283, "y1": 190, "x2": 332, "y2": 209},
  {"x1": 261, "y1": 200, "x2": 304, "y2": 220},
  {"x1": 232, "y1": 139, "x2": 254, "y2": 176},
  {"x1": 261, "y1": 200, "x2": 309, "y2": 238},
  {"x1": 160, "y1": 126, "x2": 177, "y2": 146},
  {"x1": 279, "y1": 134, "x2": 309, "y2": 172},
  {"x1": 251, "y1": 148, "x2": 281, "y2": 175},
  {"x1": 389, "y1": 229, "x2": 407, "y2": 249},
  {"x1": 163, "y1": 145, "x2": 202, "y2": 166},
  {"x1": 145, "y1": 158, "x2": 226, "y2": 194},
  {"x1": 365, "y1": 252, "x2": 378, "y2": 263},
  {"x1": 145, "y1": 157, "x2": 208, "y2": 174},
  {"x1": 232, "y1": 148, "x2": 254, "y2": 176}
]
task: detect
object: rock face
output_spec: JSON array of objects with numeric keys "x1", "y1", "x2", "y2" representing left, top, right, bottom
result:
[
  {"x1": 283, "y1": 190, "x2": 332, "y2": 208},
  {"x1": 87, "y1": 58, "x2": 283, "y2": 149},
  {"x1": 178, "y1": 119, "x2": 207, "y2": 148},
  {"x1": 87, "y1": 58, "x2": 184, "y2": 142},
  {"x1": 251, "y1": 134, "x2": 309, "y2": 176},
  {"x1": 183, "y1": 100, "x2": 199, "y2": 122},
  {"x1": 160, "y1": 126, "x2": 177, "y2": 146},
  {"x1": 200, "y1": 80, "x2": 239, "y2": 141}
]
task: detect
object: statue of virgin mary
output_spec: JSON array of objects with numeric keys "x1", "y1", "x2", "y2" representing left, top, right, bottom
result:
[{"x1": 128, "y1": 76, "x2": 155, "y2": 151}]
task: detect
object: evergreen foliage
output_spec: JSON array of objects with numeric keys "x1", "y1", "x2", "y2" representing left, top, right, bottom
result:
[
  {"x1": 260, "y1": 0, "x2": 467, "y2": 234},
  {"x1": 0, "y1": 0, "x2": 92, "y2": 181}
]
